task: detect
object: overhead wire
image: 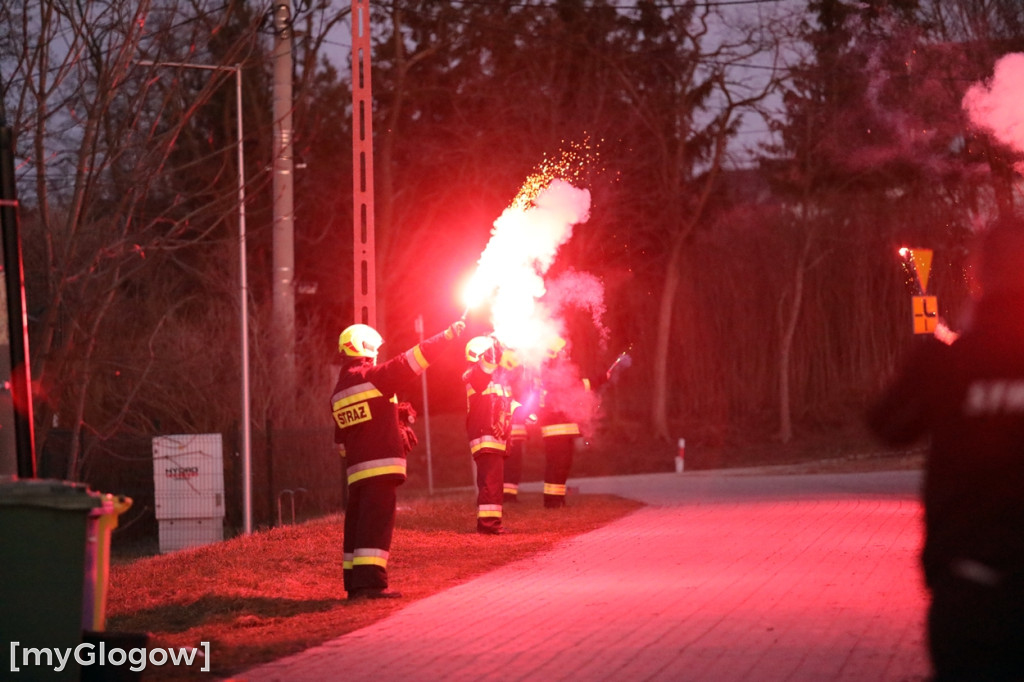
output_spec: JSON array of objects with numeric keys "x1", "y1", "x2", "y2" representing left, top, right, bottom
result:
[
  {"x1": 1, "y1": 1, "x2": 236, "y2": 91},
  {"x1": 419, "y1": 0, "x2": 788, "y2": 7}
]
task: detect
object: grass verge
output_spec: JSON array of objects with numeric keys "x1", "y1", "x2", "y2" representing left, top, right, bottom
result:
[{"x1": 106, "y1": 490, "x2": 643, "y2": 680}]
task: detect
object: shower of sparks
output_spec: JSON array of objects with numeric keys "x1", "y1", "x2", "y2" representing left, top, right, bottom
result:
[
  {"x1": 461, "y1": 138, "x2": 605, "y2": 369},
  {"x1": 508, "y1": 137, "x2": 605, "y2": 211}
]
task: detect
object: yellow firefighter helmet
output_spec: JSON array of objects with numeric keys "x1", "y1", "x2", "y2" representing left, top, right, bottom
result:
[
  {"x1": 465, "y1": 336, "x2": 494, "y2": 363},
  {"x1": 338, "y1": 324, "x2": 383, "y2": 359},
  {"x1": 546, "y1": 336, "x2": 567, "y2": 359},
  {"x1": 500, "y1": 349, "x2": 520, "y2": 370}
]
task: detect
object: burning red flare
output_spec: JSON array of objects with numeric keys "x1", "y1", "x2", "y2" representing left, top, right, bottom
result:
[{"x1": 461, "y1": 142, "x2": 603, "y2": 367}]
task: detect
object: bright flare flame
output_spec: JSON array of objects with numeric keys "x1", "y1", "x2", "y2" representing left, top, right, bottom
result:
[{"x1": 462, "y1": 142, "x2": 601, "y2": 369}]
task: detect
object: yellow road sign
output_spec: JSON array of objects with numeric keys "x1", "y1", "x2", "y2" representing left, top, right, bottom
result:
[
  {"x1": 912, "y1": 295, "x2": 938, "y2": 334},
  {"x1": 907, "y1": 248, "x2": 933, "y2": 294}
]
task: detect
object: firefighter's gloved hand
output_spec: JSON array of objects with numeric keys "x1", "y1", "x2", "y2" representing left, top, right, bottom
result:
[
  {"x1": 398, "y1": 401, "x2": 417, "y2": 425},
  {"x1": 398, "y1": 422, "x2": 418, "y2": 455},
  {"x1": 445, "y1": 320, "x2": 466, "y2": 339}
]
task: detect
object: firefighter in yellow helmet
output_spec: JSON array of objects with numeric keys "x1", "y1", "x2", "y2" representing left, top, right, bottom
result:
[
  {"x1": 331, "y1": 319, "x2": 464, "y2": 599},
  {"x1": 463, "y1": 336, "x2": 519, "y2": 534},
  {"x1": 538, "y1": 335, "x2": 594, "y2": 508}
]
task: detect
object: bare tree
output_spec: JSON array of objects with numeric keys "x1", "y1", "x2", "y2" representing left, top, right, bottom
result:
[
  {"x1": 608, "y1": 5, "x2": 785, "y2": 442},
  {"x1": 1, "y1": 1, "x2": 283, "y2": 478}
]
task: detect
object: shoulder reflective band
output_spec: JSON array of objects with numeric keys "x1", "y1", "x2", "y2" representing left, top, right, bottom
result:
[
  {"x1": 332, "y1": 382, "x2": 383, "y2": 410},
  {"x1": 541, "y1": 423, "x2": 580, "y2": 437},
  {"x1": 544, "y1": 482, "x2": 567, "y2": 496},
  {"x1": 477, "y1": 504, "x2": 502, "y2": 519},
  {"x1": 470, "y1": 436, "x2": 507, "y2": 454},
  {"x1": 405, "y1": 345, "x2": 429, "y2": 374},
  {"x1": 352, "y1": 547, "x2": 389, "y2": 568},
  {"x1": 347, "y1": 457, "x2": 407, "y2": 485}
]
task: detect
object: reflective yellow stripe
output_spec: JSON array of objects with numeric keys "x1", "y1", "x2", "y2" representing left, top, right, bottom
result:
[
  {"x1": 332, "y1": 383, "x2": 383, "y2": 410},
  {"x1": 343, "y1": 552, "x2": 354, "y2": 570},
  {"x1": 510, "y1": 425, "x2": 527, "y2": 438},
  {"x1": 541, "y1": 423, "x2": 580, "y2": 437},
  {"x1": 406, "y1": 345, "x2": 429, "y2": 374},
  {"x1": 347, "y1": 457, "x2": 407, "y2": 484},
  {"x1": 353, "y1": 548, "x2": 389, "y2": 568},
  {"x1": 470, "y1": 436, "x2": 507, "y2": 454},
  {"x1": 544, "y1": 482, "x2": 567, "y2": 496},
  {"x1": 477, "y1": 504, "x2": 502, "y2": 519},
  {"x1": 503, "y1": 483, "x2": 519, "y2": 495}
]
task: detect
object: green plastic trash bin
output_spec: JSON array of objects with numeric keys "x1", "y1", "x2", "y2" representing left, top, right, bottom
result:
[{"x1": 0, "y1": 477, "x2": 107, "y2": 680}]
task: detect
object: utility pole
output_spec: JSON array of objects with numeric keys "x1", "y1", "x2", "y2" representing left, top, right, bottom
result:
[
  {"x1": 414, "y1": 315, "x2": 434, "y2": 494},
  {"x1": 0, "y1": 121, "x2": 35, "y2": 478},
  {"x1": 273, "y1": 1, "x2": 296, "y2": 385},
  {"x1": 352, "y1": 0, "x2": 376, "y2": 327}
]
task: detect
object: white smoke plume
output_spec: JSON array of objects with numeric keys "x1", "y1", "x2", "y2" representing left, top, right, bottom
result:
[
  {"x1": 963, "y1": 52, "x2": 1024, "y2": 161},
  {"x1": 464, "y1": 178, "x2": 592, "y2": 368},
  {"x1": 542, "y1": 269, "x2": 608, "y2": 343}
]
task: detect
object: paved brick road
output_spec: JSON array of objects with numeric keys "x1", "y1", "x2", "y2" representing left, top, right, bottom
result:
[{"x1": 236, "y1": 469, "x2": 929, "y2": 682}]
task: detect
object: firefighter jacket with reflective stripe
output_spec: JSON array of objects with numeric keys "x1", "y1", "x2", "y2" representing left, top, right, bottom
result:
[
  {"x1": 465, "y1": 363, "x2": 516, "y2": 455},
  {"x1": 331, "y1": 331, "x2": 455, "y2": 487},
  {"x1": 538, "y1": 358, "x2": 593, "y2": 439}
]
